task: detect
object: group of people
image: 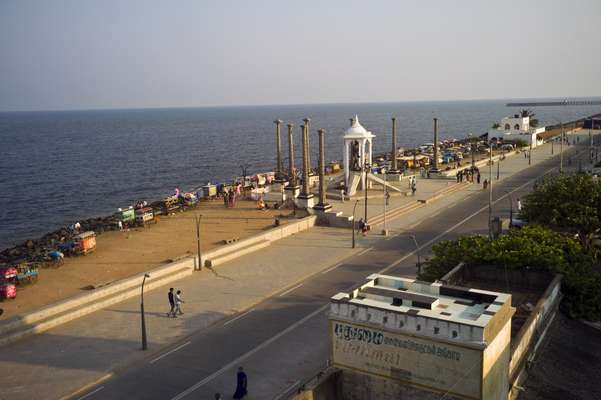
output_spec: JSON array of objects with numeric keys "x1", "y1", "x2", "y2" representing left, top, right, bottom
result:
[
  {"x1": 166, "y1": 287, "x2": 184, "y2": 318},
  {"x1": 455, "y1": 167, "x2": 480, "y2": 183},
  {"x1": 222, "y1": 184, "x2": 241, "y2": 208},
  {"x1": 357, "y1": 218, "x2": 369, "y2": 236}
]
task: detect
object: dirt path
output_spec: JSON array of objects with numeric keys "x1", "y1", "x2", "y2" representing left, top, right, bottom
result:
[{"x1": 1, "y1": 200, "x2": 292, "y2": 319}]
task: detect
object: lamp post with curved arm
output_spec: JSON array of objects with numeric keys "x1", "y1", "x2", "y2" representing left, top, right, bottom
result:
[
  {"x1": 402, "y1": 235, "x2": 422, "y2": 276},
  {"x1": 140, "y1": 273, "x2": 151, "y2": 351},
  {"x1": 352, "y1": 200, "x2": 360, "y2": 248}
]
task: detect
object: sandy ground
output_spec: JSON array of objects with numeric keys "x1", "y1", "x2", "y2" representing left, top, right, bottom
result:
[{"x1": 0, "y1": 200, "x2": 292, "y2": 319}]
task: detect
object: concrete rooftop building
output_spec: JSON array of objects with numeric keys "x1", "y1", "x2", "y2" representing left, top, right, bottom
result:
[{"x1": 329, "y1": 274, "x2": 515, "y2": 400}]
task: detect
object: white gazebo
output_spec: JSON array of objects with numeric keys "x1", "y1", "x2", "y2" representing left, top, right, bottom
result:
[{"x1": 343, "y1": 115, "x2": 375, "y2": 194}]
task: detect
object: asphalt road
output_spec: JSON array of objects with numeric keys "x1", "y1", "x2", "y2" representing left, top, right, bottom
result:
[{"x1": 74, "y1": 143, "x2": 590, "y2": 400}]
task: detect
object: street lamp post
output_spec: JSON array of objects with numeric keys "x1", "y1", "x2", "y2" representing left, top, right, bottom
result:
[
  {"x1": 560, "y1": 122, "x2": 564, "y2": 173},
  {"x1": 140, "y1": 273, "x2": 151, "y2": 351},
  {"x1": 194, "y1": 214, "x2": 202, "y2": 270},
  {"x1": 528, "y1": 141, "x2": 532, "y2": 165},
  {"x1": 364, "y1": 161, "x2": 370, "y2": 224},
  {"x1": 488, "y1": 141, "x2": 493, "y2": 240},
  {"x1": 352, "y1": 200, "x2": 359, "y2": 248},
  {"x1": 496, "y1": 153, "x2": 500, "y2": 180},
  {"x1": 504, "y1": 191, "x2": 513, "y2": 227},
  {"x1": 403, "y1": 235, "x2": 421, "y2": 276},
  {"x1": 240, "y1": 164, "x2": 250, "y2": 186},
  {"x1": 382, "y1": 169, "x2": 388, "y2": 236}
]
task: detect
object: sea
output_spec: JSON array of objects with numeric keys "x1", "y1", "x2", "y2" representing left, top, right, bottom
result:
[{"x1": 1, "y1": 98, "x2": 600, "y2": 250}]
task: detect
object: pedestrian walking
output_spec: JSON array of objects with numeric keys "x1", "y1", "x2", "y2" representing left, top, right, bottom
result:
[
  {"x1": 340, "y1": 189, "x2": 345, "y2": 203},
  {"x1": 214, "y1": 393, "x2": 222, "y2": 400},
  {"x1": 233, "y1": 367, "x2": 248, "y2": 399},
  {"x1": 477, "y1": 172, "x2": 481, "y2": 184},
  {"x1": 385, "y1": 191, "x2": 390, "y2": 206},
  {"x1": 166, "y1": 288, "x2": 175, "y2": 317},
  {"x1": 483, "y1": 179, "x2": 488, "y2": 190},
  {"x1": 357, "y1": 218, "x2": 365, "y2": 234},
  {"x1": 174, "y1": 290, "x2": 184, "y2": 316},
  {"x1": 223, "y1": 190, "x2": 229, "y2": 208},
  {"x1": 411, "y1": 180, "x2": 416, "y2": 196},
  {"x1": 517, "y1": 198, "x2": 522, "y2": 212}
]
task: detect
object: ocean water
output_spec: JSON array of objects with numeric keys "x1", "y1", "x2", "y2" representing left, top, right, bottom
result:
[{"x1": 1, "y1": 99, "x2": 600, "y2": 250}]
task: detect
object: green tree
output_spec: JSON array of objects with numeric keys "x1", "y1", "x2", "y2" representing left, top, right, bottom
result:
[{"x1": 521, "y1": 174, "x2": 601, "y2": 241}]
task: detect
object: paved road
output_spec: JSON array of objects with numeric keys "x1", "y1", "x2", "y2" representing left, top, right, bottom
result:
[{"x1": 75, "y1": 141, "x2": 591, "y2": 400}]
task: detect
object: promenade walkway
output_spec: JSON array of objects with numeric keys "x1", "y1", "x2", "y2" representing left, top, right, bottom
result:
[{"x1": 0, "y1": 130, "x2": 590, "y2": 400}]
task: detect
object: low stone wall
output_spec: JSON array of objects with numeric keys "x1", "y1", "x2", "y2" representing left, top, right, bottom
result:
[
  {"x1": 201, "y1": 215, "x2": 316, "y2": 267},
  {"x1": 508, "y1": 274, "x2": 562, "y2": 399}
]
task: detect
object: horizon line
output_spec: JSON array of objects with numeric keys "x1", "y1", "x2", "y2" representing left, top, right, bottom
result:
[{"x1": 1, "y1": 95, "x2": 600, "y2": 114}]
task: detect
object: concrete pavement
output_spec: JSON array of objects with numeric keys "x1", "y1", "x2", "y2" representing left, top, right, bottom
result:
[{"x1": 0, "y1": 130, "x2": 593, "y2": 400}]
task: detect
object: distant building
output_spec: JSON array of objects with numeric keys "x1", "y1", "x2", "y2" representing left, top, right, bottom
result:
[
  {"x1": 329, "y1": 274, "x2": 514, "y2": 400},
  {"x1": 489, "y1": 114, "x2": 545, "y2": 147}
]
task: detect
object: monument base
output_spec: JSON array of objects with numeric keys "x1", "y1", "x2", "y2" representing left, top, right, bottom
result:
[
  {"x1": 295, "y1": 193, "x2": 315, "y2": 209},
  {"x1": 271, "y1": 181, "x2": 288, "y2": 193},
  {"x1": 285, "y1": 185, "x2": 301, "y2": 198},
  {"x1": 313, "y1": 203, "x2": 332, "y2": 211}
]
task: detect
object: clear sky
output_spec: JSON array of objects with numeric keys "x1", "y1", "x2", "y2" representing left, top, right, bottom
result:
[{"x1": 1, "y1": 0, "x2": 600, "y2": 111}]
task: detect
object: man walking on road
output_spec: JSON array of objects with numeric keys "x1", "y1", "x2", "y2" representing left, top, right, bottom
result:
[
  {"x1": 174, "y1": 290, "x2": 184, "y2": 316},
  {"x1": 233, "y1": 366, "x2": 248, "y2": 399},
  {"x1": 517, "y1": 198, "x2": 522, "y2": 212},
  {"x1": 411, "y1": 179, "x2": 416, "y2": 196},
  {"x1": 166, "y1": 288, "x2": 175, "y2": 317}
]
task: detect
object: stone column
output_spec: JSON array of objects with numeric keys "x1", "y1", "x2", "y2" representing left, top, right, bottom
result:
[
  {"x1": 314, "y1": 129, "x2": 331, "y2": 211},
  {"x1": 390, "y1": 117, "x2": 398, "y2": 171},
  {"x1": 273, "y1": 119, "x2": 284, "y2": 181},
  {"x1": 303, "y1": 118, "x2": 312, "y2": 175},
  {"x1": 285, "y1": 123, "x2": 300, "y2": 196},
  {"x1": 296, "y1": 123, "x2": 314, "y2": 208},
  {"x1": 432, "y1": 117, "x2": 439, "y2": 171}
]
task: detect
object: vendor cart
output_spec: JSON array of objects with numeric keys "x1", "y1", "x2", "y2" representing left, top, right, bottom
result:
[
  {"x1": 135, "y1": 207, "x2": 155, "y2": 226},
  {"x1": 73, "y1": 231, "x2": 96, "y2": 255},
  {"x1": 16, "y1": 263, "x2": 39, "y2": 285},
  {"x1": 114, "y1": 207, "x2": 135, "y2": 226},
  {"x1": 0, "y1": 266, "x2": 17, "y2": 300}
]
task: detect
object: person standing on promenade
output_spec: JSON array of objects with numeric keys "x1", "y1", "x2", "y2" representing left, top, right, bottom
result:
[
  {"x1": 483, "y1": 179, "x2": 488, "y2": 190},
  {"x1": 233, "y1": 367, "x2": 248, "y2": 399},
  {"x1": 477, "y1": 172, "x2": 481, "y2": 184},
  {"x1": 411, "y1": 179, "x2": 417, "y2": 196},
  {"x1": 223, "y1": 189, "x2": 229, "y2": 208},
  {"x1": 166, "y1": 288, "x2": 175, "y2": 317},
  {"x1": 174, "y1": 290, "x2": 184, "y2": 316},
  {"x1": 517, "y1": 198, "x2": 522, "y2": 212}
]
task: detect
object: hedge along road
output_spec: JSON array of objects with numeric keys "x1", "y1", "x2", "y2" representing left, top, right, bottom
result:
[{"x1": 73, "y1": 140, "x2": 591, "y2": 400}]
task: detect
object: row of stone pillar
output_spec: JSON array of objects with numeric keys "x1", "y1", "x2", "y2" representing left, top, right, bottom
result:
[{"x1": 273, "y1": 119, "x2": 329, "y2": 210}]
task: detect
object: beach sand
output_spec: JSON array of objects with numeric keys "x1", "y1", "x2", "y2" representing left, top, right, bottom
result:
[{"x1": 1, "y1": 200, "x2": 292, "y2": 319}]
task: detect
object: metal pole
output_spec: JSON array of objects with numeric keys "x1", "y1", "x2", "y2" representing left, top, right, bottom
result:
[
  {"x1": 140, "y1": 273, "x2": 150, "y2": 351},
  {"x1": 195, "y1": 214, "x2": 202, "y2": 270},
  {"x1": 551, "y1": 138, "x2": 554, "y2": 155},
  {"x1": 488, "y1": 142, "x2": 493, "y2": 240},
  {"x1": 528, "y1": 141, "x2": 532, "y2": 165},
  {"x1": 382, "y1": 170, "x2": 388, "y2": 236},
  {"x1": 496, "y1": 155, "x2": 500, "y2": 180},
  {"x1": 352, "y1": 200, "x2": 359, "y2": 248},
  {"x1": 504, "y1": 191, "x2": 513, "y2": 227},
  {"x1": 364, "y1": 161, "x2": 369, "y2": 224},
  {"x1": 560, "y1": 122, "x2": 564, "y2": 173},
  {"x1": 433, "y1": 118, "x2": 439, "y2": 171},
  {"x1": 408, "y1": 235, "x2": 421, "y2": 276}
]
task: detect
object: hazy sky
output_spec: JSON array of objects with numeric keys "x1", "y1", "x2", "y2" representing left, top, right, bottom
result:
[{"x1": 1, "y1": 0, "x2": 600, "y2": 111}]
